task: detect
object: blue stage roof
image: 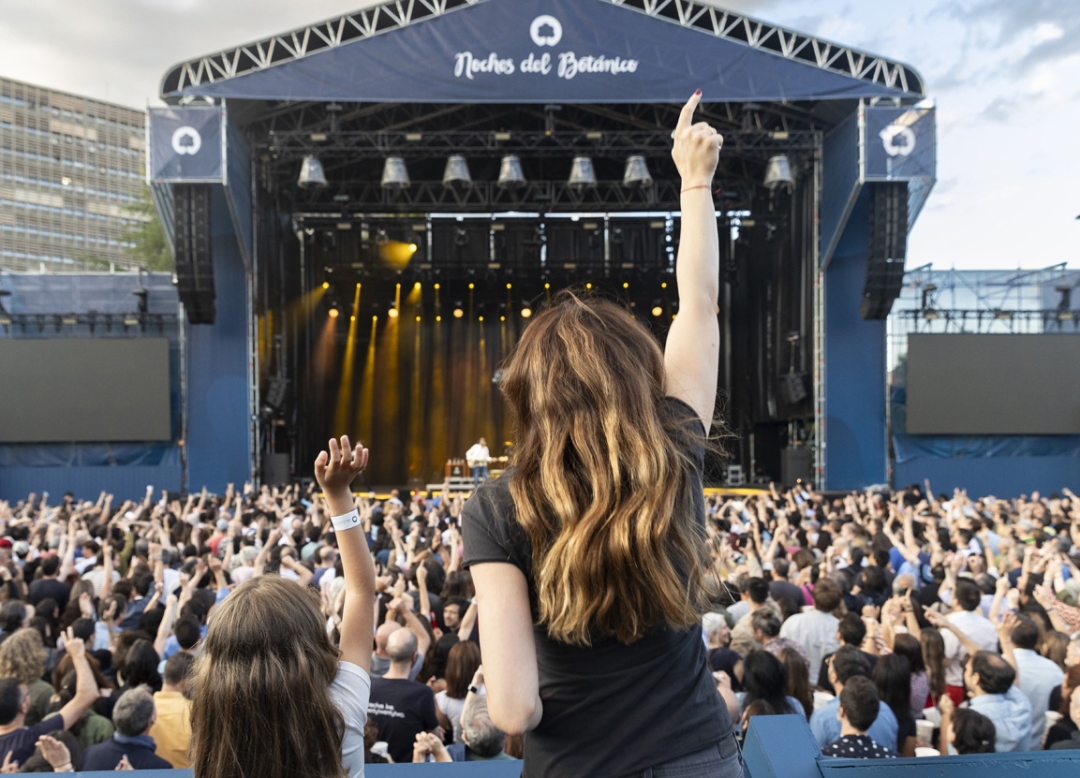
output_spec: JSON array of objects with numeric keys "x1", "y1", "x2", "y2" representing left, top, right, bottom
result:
[{"x1": 162, "y1": 0, "x2": 924, "y2": 104}]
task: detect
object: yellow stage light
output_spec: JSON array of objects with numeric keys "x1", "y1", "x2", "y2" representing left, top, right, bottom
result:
[
  {"x1": 500, "y1": 316, "x2": 505, "y2": 322},
  {"x1": 506, "y1": 283, "x2": 512, "y2": 289},
  {"x1": 329, "y1": 307, "x2": 339, "y2": 318},
  {"x1": 651, "y1": 306, "x2": 663, "y2": 317},
  {"x1": 468, "y1": 283, "x2": 474, "y2": 290},
  {"x1": 521, "y1": 308, "x2": 532, "y2": 319},
  {"x1": 388, "y1": 307, "x2": 399, "y2": 318},
  {"x1": 453, "y1": 308, "x2": 464, "y2": 319},
  {"x1": 409, "y1": 243, "x2": 418, "y2": 253},
  {"x1": 416, "y1": 316, "x2": 421, "y2": 322},
  {"x1": 586, "y1": 283, "x2": 592, "y2": 290},
  {"x1": 434, "y1": 283, "x2": 440, "y2": 290},
  {"x1": 322, "y1": 282, "x2": 330, "y2": 290},
  {"x1": 623, "y1": 282, "x2": 629, "y2": 289},
  {"x1": 414, "y1": 282, "x2": 421, "y2": 289},
  {"x1": 436, "y1": 315, "x2": 442, "y2": 322},
  {"x1": 478, "y1": 315, "x2": 484, "y2": 322},
  {"x1": 544, "y1": 283, "x2": 550, "y2": 289},
  {"x1": 350, "y1": 315, "x2": 355, "y2": 321},
  {"x1": 661, "y1": 282, "x2": 667, "y2": 289}
]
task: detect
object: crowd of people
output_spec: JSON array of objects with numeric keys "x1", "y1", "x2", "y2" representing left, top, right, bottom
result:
[{"x1": 0, "y1": 480, "x2": 1076, "y2": 771}]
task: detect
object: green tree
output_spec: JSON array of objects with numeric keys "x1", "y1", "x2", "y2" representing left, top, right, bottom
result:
[{"x1": 123, "y1": 184, "x2": 173, "y2": 271}]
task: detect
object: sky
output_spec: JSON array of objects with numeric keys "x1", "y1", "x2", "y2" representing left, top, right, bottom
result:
[{"x1": 0, "y1": 0, "x2": 1076, "y2": 270}]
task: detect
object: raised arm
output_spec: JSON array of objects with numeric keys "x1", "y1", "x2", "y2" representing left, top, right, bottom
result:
[
  {"x1": 316, "y1": 436, "x2": 376, "y2": 673},
  {"x1": 663, "y1": 90, "x2": 722, "y2": 432},
  {"x1": 56, "y1": 629, "x2": 99, "y2": 729}
]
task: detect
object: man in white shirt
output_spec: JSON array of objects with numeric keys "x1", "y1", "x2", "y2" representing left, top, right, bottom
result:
[
  {"x1": 465, "y1": 438, "x2": 490, "y2": 489},
  {"x1": 941, "y1": 580, "x2": 1000, "y2": 705},
  {"x1": 1010, "y1": 615, "x2": 1064, "y2": 746},
  {"x1": 779, "y1": 577, "x2": 842, "y2": 686}
]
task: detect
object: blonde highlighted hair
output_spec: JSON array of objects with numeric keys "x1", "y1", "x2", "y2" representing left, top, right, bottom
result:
[
  {"x1": 0, "y1": 629, "x2": 45, "y2": 686},
  {"x1": 501, "y1": 292, "x2": 717, "y2": 645}
]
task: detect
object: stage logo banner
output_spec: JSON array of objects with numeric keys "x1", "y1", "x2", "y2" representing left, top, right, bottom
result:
[
  {"x1": 174, "y1": 0, "x2": 910, "y2": 103},
  {"x1": 862, "y1": 105, "x2": 935, "y2": 182},
  {"x1": 148, "y1": 107, "x2": 223, "y2": 183}
]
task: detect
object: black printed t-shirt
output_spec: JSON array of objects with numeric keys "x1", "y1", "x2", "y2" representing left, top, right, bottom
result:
[
  {"x1": 463, "y1": 397, "x2": 734, "y2": 778},
  {"x1": 367, "y1": 677, "x2": 438, "y2": 765}
]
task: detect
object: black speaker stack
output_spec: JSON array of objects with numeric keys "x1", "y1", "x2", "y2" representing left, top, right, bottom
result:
[
  {"x1": 174, "y1": 184, "x2": 216, "y2": 325},
  {"x1": 859, "y1": 181, "x2": 909, "y2": 320}
]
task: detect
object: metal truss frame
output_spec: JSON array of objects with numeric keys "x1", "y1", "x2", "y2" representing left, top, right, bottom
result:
[
  {"x1": 266, "y1": 128, "x2": 818, "y2": 161},
  {"x1": 293, "y1": 179, "x2": 683, "y2": 212},
  {"x1": 161, "y1": 0, "x2": 923, "y2": 99},
  {"x1": 0, "y1": 312, "x2": 179, "y2": 333},
  {"x1": 607, "y1": 0, "x2": 923, "y2": 96}
]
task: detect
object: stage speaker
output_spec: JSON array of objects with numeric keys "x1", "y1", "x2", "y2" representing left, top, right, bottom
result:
[
  {"x1": 859, "y1": 181, "x2": 908, "y2": 320},
  {"x1": 781, "y1": 446, "x2": 813, "y2": 489},
  {"x1": 174, "y1": 184, "x2": 216, "y2": 325},
  {"x1": 263, "y1": 377, "x2": 289, "y2": 412},
  {"x1": 261, "y1": 453, "x2": 291, "y2": 487}
]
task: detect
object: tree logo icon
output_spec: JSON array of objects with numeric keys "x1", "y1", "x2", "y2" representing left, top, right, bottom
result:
[
  {"x1": 879, "y1": 124, "x2": 916, "y2": 158},
  {"x1": 171, "y1": 126, "x2": 202, "y2": 156},
  {"x1": 530, "y1": 15, "x2": 563, "y2": 47}
]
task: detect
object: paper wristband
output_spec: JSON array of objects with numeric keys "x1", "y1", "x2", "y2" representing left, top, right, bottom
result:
[{"x1": 330, "y1": 509, "x2": 361, "y2": 533}]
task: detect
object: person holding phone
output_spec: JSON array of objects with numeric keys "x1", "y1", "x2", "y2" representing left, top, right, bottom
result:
[{"x1": 463, "y1": 91, "x2": 739, "y2": 777}]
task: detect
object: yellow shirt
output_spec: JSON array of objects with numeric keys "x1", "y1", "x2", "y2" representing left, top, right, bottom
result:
[{"x1": 150, "y1": 690, "x2": 192, "y2": 768}]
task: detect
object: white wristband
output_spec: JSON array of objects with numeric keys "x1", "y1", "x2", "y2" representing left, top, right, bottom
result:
[{"x1": 330, "y1": 509, "x2": 361, "y2": 533}]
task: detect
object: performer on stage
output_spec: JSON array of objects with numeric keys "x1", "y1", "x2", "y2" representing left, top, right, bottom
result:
[
  {"x1": 463, "y1": 91, "x2": 737, "y2": 777},
  {"x1": 465, "y1": 437, "x2": 490, "y2": 489}
]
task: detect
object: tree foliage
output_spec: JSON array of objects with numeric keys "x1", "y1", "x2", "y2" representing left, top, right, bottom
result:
[{"x1": 122, "y1": 184, "x2": 173, "y2": 271}]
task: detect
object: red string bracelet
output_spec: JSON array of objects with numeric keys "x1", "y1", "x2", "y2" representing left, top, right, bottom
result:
[{"x1": 681, "y1": 185, "x2": 712, "y2": 194}]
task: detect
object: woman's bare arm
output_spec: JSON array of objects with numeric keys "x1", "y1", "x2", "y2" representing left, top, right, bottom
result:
[{"x1": 664, "y1": 91, "x2": 722, "y2": 433}]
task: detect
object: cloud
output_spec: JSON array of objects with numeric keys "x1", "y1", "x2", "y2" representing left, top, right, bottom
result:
[{"x1": 979, "y1": 96, "x2": 1018, "y2": 123}]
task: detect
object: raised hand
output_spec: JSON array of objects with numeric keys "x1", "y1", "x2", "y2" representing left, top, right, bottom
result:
[
  {"x1": 35, "y1": 735, "x2": 71, "y2": 771},
  {"x1": 315, "y1": 435, "x2": 369, "y2": 496},
  {"x1": 671, "y1": 90, "x2": 722, "y2": 187},
  {"x1": 63, "y1": 628, "x2": 85, "y2": 660}
]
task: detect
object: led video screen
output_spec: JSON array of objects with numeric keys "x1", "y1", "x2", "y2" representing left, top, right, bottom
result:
[
  {"x1": 905, "y1": 334, "x2": 1080, "y2": 435},
  {"x1": 0, "y1": 338, "x2": 171, "y2": 442}
]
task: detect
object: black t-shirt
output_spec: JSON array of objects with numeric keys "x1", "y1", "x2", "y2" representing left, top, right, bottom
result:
[
  {"x1": 463, "y1": 397, "x2": 733, "y2": 778},
  {"x1": 367, "y1": 677, "x2": 438, "y2": 764},
  {"x1": 0, "y1": 716, "x2": 64, "y2": 765},
  {"x1": 28, "y1": 578, "x2": 71, "y2": 612}
]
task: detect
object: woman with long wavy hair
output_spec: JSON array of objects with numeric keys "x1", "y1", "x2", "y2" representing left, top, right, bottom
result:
[
  {"x1": 189, "y1": 436, "x2": 375, "y2": 778},
  {"x1": 463, "y1": 91, "x2": 738, "y2": 777}
]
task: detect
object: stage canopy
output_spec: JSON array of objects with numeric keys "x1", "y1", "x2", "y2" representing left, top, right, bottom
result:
[{"x1": 162, "y1": 0, "x2": 924, "y2": 105}]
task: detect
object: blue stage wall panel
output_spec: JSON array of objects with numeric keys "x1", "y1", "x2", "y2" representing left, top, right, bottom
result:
[
  {"x1": 894, "y1": 455, "x2": 1079, "y2": 498},
  {"x1": 824, "y1": 189, "x2": 887, "y2": 490},
  {"x1": 0, "y1": 464, "x2": 181, "y2": 503},
  {"x1": 184, "y1": 187, "x2": 251, "y2": 493}
]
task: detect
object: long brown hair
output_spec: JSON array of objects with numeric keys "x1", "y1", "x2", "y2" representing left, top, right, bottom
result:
[
  {"x1": 444, "y1": 640, "x2": 482, "y2": 700},
  {"x1": 779, "y1": 647, "x2": 812, "y2": 721},
  {"x1": 190, "y1": 575, "x2": 345, "y2": 778},
  {"x1": 501, "y1": 292, "x2": 716, "y2": 645},
  {"x1": 920, "y1": 627, "x2": 946, "y2": 697}
]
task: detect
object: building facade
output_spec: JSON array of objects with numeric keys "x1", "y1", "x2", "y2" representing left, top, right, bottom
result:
[{"x1": 0, "y1": 76, "x2": 146, "y2": 272}]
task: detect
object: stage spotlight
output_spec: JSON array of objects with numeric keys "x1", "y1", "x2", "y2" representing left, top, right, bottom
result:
[
  {"x1": 298, "y1": 155, "x2": 328, "y2": 189},
  {"x1": 763, "y1": 155, "x2": 794, "y2": 190},
  {"x1": 416, "y1": 316, "x2": 422, "y2": 322},
  {"x1": 651, "y1": 303, "x2": 663, "y2": 317},
  {"x1": 661, "y1": 282, "x2": 667, "y2": 289},
  {"x1": 622, "y1": 282, "x2": 629, "y2": 289},
  {"x1": 544, "y1": 283, "x2": 550, "y2": 290},
  {"x1": 434, "y1": 283, "x2": 441, "y2": 290},
  {"x1": 506, "y1": 283, "x2": 512, "y2": 290},
  {"x1": 521, "y1": 307, "x2": 532, "y2": 319},
  {"x1": 322, "y1": 282, "x2": 330, "y2": 290},
  {"x1": 381, "y1": 157, "x2": 410, "y2": 189},
  {"x1": 414, "y1": 281, "x2": 421, "y2": 289},
  {"x1": 388, "y1": 306, "x2": 399, "y2": 318},
  {"x1": 585, "y1": 283, "x2": 592, "y2": 290},
  {"x1": 497, "y1": 155, "x2": 526, "y2": 188},
  {"x1": 409, "y1": 244, "x2": 418, "y2": 254},
  {"x1": 568, "y1": 156, "x2": 597, "y2": 189},
  {"x1": 328, "y1": 302, "x2": 340, "y2": 318},
  {"x1": 501, "y1": 316, "x2": 506, "y2": 322},
  {"x1": 436, "y1": 315, "x2": 442, "y2": 322},
  {"x1": 623, "y1": 155, "x2": 653, "y2": 188},
  {"x1": 479, "y1": 315, "x2": 485, "y2": 322},
  {"x1": 468, "y1": 283, "x2": 474, "y2": 290},
  {"x1": 442, "y1": 155, "x2": 472, "y2": 188},
  {"x1": 453, "y1": 305, "x2": 464, "y2": 319}
]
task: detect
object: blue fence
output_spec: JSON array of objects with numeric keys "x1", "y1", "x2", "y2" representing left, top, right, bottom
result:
[
  {"x1": 54, "y1": 764, "x2": 523, "y2": 777},
  {"x1": 743, "y1": 714, "x2": 1080, "y2": 778}
]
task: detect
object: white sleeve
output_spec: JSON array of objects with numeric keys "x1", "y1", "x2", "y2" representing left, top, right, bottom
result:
[{"x1": 330, "y1": 662, "x2": 370, "y2": 777}]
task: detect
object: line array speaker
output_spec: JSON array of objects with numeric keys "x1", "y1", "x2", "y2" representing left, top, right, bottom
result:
[
  {"x1": 174, "y1": 184, "x2": 216, "y2": 325},
  {"x1": 860, "y1": 181, "x2": 908, "y2": 320}
]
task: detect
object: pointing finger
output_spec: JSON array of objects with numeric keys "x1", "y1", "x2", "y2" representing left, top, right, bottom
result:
[{"x1": 676, "y1": 89, "x2": 702, "y2": 133}]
